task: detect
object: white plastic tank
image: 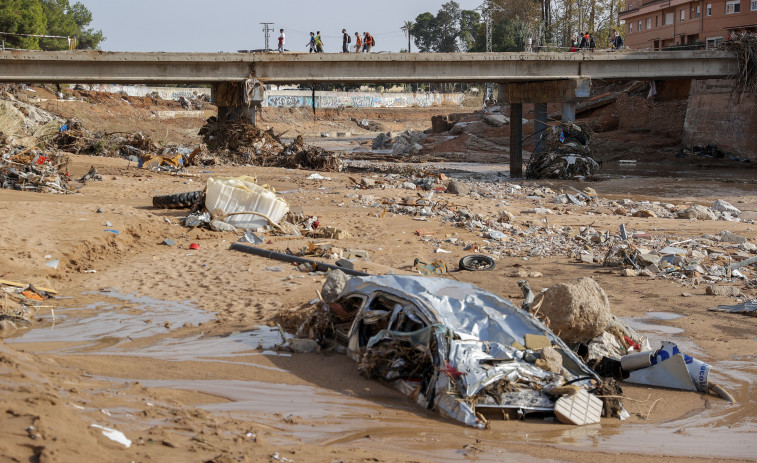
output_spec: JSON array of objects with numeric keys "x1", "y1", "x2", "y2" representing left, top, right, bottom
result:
[{"x1": 205, "y1": 176, "x2": 289, "y2": 230}]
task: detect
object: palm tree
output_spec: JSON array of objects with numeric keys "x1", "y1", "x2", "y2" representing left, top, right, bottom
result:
[{"x1": 401, "y1": 21, "x2": 414, "y2": 52}]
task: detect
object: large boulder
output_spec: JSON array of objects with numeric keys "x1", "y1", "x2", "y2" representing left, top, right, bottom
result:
[
  {"x1": 677, "y1": 205, "x2": 716, "y2": 220},
  {"x1": 321, "y1": 269, "x2": 349, "y2": 302},
  {"x1": 532, "y1": 277, "x2": 612, "y2": 345}
]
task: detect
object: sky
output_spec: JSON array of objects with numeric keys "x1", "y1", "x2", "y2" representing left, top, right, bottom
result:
[{"x1": 82, "y1": 0, "x2": 483, "y2": 53}]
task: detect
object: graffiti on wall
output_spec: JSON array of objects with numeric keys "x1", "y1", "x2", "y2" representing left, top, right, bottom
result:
[
  {"x1": 84, "y1": 84, "x2": 211, "y2": 101},
  {"x1": 264, "y1": 91, "x2": 464, "y2": 109}
]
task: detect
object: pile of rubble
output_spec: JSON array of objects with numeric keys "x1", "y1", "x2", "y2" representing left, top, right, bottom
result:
[
  {"x1": 0, "y1": 280, "x2": 57, "y2": 335},
  {"x1": 1, "y1": 146, "x2": 71, "y2": 193},
  {"x1": 343, "y1": 174, "x2": 756, "y2": 291},
  {"x1": 199, "y1": 119, "x2": 343, "y2": 171},
  {"x1": 526, "y1": 122, "x2": 599, "y2": 179},
  {"x1": 371, "y1": 130, "x2": 427, "y2": 156}
]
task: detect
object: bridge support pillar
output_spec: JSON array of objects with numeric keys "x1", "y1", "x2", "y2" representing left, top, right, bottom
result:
[
  {"x1": 562, "y1": 102, "x2": 576, "y2": 122},
  {"x1": 211, "y1": 79, "x2": 264, "y2": 125},
  {"x1": 501, "y1": 79, "x2": 591, "y2": 178},
  {"x1": 509, "y1": 103, "x2": 523, "y2": 178}
]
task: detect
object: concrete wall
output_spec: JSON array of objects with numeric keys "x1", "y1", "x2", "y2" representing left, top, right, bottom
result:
[
  {"x1": 682, "y1": 79, "x2": 757, "y2": 160},
  {"x1": 262, "y1": 90, "x2": 465, "y2": 108},
  {"x1": 79, "y1": 84, "x2": 464, "y2": 108},
  {"x1": 82, "y1": 84, "x2": 211, "y2": 100}
]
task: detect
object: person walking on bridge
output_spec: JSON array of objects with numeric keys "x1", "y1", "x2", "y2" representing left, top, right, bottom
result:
[
  {"x1": 306, "y1": 32, "x2": 316, "y2": 53},
  {"x1": 315, "y1": 31, "x2": 324, "y2": 53},
  {"x1": 277, "y1": 29, "x2": 285, "y2": 53},
  {"x1": 354, "y1": 32, "x2": 362, "y2": 53},
  {"x1": 342, "y1": 29, "x2": 351, "y2": 53}
]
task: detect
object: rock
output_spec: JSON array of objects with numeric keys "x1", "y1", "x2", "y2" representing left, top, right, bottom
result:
[
  {"x1": 583, "y1": 187, "x2": 597, "y2": 197},
  {"x1": 739, "y1": 211, "x2": 757, "y2": 222},
  {"x1": 288, "y1": 338, "x2": 318, "y2": 353},
  {"x1": 210, "y1": 220, "x2": 237, "y2": 232},
  {"x1": 740, "y1": 242, "x2": 757, "y2": 252},
  {"x1": 537, "y1": 346, "x2": 563, "y2": 373},
  {"x1": 633, "y1": 210, "x2": 657, "y2": 218},
  {"x1": 360, "y1": 178, "x2": 377, "y2": 188},
  {"x1": 677, "y1": 205, "x2": 716, "y2": 220},
  {"x1": 620, "y1": 268, "x2": 638, "y2": 277},
  {"x1": 579, "y1": 252, "x2": 594, "y2": 264},
  {"x1": 712, "y1": 199, "x2": 741, "y2": 216},
  {"x1": 706, "y1": 285, "x2": 742, "y2": 297},
  {"x1": 321, "y1": 270, "x2": 349, "y2": 303},
  {"x1": 408, "y1": 143, "x2": 424, "y2": 155},
  {"x1": 614, "y1": 207, "x2": 628, "y2": 215},
  {"x1": 401, "y1": 181, "x2": 417, "y2": 190},
  {"x1": 371, "y1": 132, "x2": 392, "y2": 150},
  {"x1": 721, "y1": 231, "x2": 748, "y2": 244},
  {"x1": 483, "y1": 113, "x2": 509, "y2": 127},
  {"x1": 532, "y1": 277, "x2": 612, "y2": 345},
  {"x1": 637, "y1": 253, "x2": 661, "y2": 267},
  {"x1": 162, "y1": 238, "x2": 176, "y2": 246},
  {"x1": 446, "y1": 181, "x2": 470, "y2": 195},
  {"x1": 431, "y1": 115, "x2": 451, "y2": 133}
]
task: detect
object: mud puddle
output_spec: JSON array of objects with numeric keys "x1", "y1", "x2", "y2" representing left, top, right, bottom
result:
[{"x1": 8, "y1": 291, "x2": 757, "y2": 459}]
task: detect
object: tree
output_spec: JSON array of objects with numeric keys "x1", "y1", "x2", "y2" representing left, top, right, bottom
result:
[
  {"x1": 0, "y1": 0, "x2": 103, "y2": 50},
  {"x1": 0, "y1": 0, "x2": 47, "y2": 49},
  {"x1": 409, "y1": 1, "x2": 481, "y2": 52},
  {"x1": 401, "y1": 20, "x2": 413, "y2": 53}
]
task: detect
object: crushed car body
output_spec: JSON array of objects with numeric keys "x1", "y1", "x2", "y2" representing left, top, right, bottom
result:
[{"x1": 328, "y1": 275, "x2": 601, "y2": 428}]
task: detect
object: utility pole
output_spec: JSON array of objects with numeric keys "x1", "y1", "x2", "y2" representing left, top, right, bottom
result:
[{"x1": 260, "y1": 22, "x2": 274, "y2": 52}]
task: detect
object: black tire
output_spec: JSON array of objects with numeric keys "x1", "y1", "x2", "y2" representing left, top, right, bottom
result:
[
  {"x1": 459, "y1": 255, "x2": 495, "y2": 271},
  {"x1": 152, "y1": 190, "x2": 203, "y2": 209}
]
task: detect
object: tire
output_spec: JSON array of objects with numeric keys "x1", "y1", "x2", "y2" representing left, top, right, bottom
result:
[
  {"x1": 459, "y1": 255, "x2": 495, "y2": 271},
  {"x1": 152, "y1": 190, "x2": 203, "y2": 209}
]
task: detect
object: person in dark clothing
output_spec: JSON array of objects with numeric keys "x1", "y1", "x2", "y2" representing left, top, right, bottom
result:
[
  {"x1": 612, "y1": 30, "x2": 624, "y2": 49},
  {"x1": 342, "y1": 29, "x2": 350, "y2": 53},
  {"x1": 579, "y1": 32, "x2": 588, "y2": 49},
  {"x1": 589, "y1": 33, "x2": 596, "y2": 50}
]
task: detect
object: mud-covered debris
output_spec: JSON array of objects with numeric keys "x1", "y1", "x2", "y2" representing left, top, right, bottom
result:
[
  {"x1": 526, "y1": 122, "x2": 599, "y2": 179},
  {"x1": 1, "y1": 147, "x2": 70, "y2": 193}
]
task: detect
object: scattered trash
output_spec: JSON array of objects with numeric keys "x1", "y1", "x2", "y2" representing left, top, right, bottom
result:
[
  {"x1": 104, "y1": 229, "x2": 119, "y2": 235},
  {"x1": 239, "y1": 231, "x2": 265, "y2": 245},
  {"x1": 1, "y1": 148, "x2": 70, "y2": 193},
  {"x1": 162, "y1": 239, "x2": 176, "y2": 246},
  {"x1": 554, "y1": 389, "x2": 603, "y2": 426},
  {"x1": 205, "y1": 176, "x2": 289, "y2": 230},
  {"x1": 709, "y1": 300, "x2": 757, "y2": 316},
  {"x1": 44, "y1": 260, "x2": 59, "y2": 269},
  {"x1": 90, "y1": 424, "x2": 131, "y2": 448},
  {"x1": 189, "y1": 243, "x2": 200, "y2": 250},
  {"x1": 413, "y1": 259, "x2": 447, "y2": 275},
  {"x1": 623, "y1": 342, "x2": 709, "y2": 392}
]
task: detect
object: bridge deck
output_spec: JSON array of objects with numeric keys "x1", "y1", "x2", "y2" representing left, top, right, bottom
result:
[{"x1": 0, "y1": 50, "x2": 737, "y2": 85}]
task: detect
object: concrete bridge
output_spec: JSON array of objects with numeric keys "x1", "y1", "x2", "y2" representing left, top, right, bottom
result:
[
  {"x1": 0, "y1": 50, "x2": 737, "y2": 84},
  {"x1": 0, "y1": 49, "x2": 739, "y2": 176}
]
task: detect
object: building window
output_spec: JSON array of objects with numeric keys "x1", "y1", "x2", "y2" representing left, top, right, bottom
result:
[
  {"x1": 751, "y1": 0, "x2": 756, "y2": 10},
  {"x1": 706, "y1": 36, "x2": 723, "y2": 49},
  {"x1": 656, "y1": 15, "x2": 659, "y2": 26},
  {"x1": 664, "y1": 12, "x2": 674, "y2": 24},
  {"x1": 637, "y1": 20, "x2": 642, "y2": 31},
  {"x1": 726, "y1": 0, "x2": 740, "y2": 13},
  {"x1": 680, "y1": 9, "x2": 686, "y2": 20},
  {"x1": 646, "y1": 18, "x2": 652, "y2": 29},
  {"x1": 706, "y1": 3, "x2": 712, "y2": 15},
  {"x1": 629, "y1": 23, "x2": 633, "y2": 33},
  {"x1": 696, "y1": 5, "x2": 701, "y2": 17}
]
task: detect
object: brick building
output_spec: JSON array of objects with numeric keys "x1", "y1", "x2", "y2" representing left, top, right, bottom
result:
[{"x1": 619, "y1": 0, "x2": 757, "y2": 49}]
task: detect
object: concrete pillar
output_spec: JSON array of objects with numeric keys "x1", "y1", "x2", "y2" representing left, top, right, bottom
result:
[
  {"x1": 211, "y1": 80, "x2": 262, "y2": 125},
  {"x1": 562, "y1": 102, "x2": 576, "y2": 123},
  {"x1": 510, "y1": 103, "x2": 523, "y2": 178},
  {"x1": 534, "y1": 103, "x2": 548, "y2": 153}
]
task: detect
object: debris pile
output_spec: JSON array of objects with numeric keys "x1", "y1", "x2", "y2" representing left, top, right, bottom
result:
[
  {"x1": 199, "y1": 119, "x2": 343, "y2": 171},
  {"x1": 1, "y1": 147, "x2": 70, "y2": 193},
  {"x1": 526, "y1": 123, "x2": 599, "y2": 179},
  {"x1": 721, "y1": 32, "x2": 757, "y2": 99},
  {"x1": 371, "y1": 130, "x2": 427, "y2": 156},
  {"x1": 0, "y1": 280, "x2": 57, "y2": 335}
]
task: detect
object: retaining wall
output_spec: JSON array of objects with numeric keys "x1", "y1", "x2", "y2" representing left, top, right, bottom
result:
[{"x1": 683, "y1": 79, "x2": 757, "y2": 161}]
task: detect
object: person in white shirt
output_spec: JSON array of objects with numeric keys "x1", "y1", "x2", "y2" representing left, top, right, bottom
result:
[{"x1": 277, "y1": 29, "x2": 285, "y2": 53}]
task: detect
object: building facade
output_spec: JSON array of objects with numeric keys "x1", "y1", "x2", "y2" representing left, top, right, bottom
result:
[{"x1": 619, "y1": 0, "x2": 757, "y2": 49}]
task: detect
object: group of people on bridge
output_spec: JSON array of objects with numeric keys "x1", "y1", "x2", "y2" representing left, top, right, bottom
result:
[
  {"x1": 276, "y1": 29, "x2": 375, "y2": 53},
  {"x1": 569, "y1": 30, "x2": 624, "y2": 52}
]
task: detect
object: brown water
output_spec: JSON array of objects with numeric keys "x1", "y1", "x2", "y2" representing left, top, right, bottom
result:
[{"x1": 9, "y1": 291, "x2": 757, "y2": 459}]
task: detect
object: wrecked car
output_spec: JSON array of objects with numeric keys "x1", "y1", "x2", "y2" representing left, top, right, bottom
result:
[{"x1": 325, "y1": 275, "x2": 601, "y2": 428}]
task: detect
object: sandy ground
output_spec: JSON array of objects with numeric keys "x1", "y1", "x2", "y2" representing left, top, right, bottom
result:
[{"x1": 1, "y1": 91, "x2": 757, "y2": 462}]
